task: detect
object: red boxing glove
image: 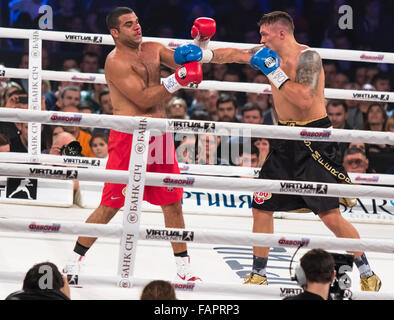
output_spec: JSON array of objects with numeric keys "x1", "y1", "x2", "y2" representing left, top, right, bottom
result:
[
  {"x1": 163, "y1": 61, "x2": 203, "y2": 93},
  {"x1": 191, "y1": 17, "x2": 216, "y2": 50}
]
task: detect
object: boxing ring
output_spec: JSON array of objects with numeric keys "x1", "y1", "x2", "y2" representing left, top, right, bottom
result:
[{"x1": 0, "y1": 27, "x2": 394, "y2": 300}]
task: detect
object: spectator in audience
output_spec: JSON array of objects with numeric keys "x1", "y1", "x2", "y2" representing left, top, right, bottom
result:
[
  {"x1": 372, "y1": 72, "x2": 391, "y2": 92},
  {"x1": 217, "y1": 93, "x2": 238, "y2": 123},
  {"x1": 322, "y1": 61, "x2": 337, "y2": 88},
  {"x1": 0, "y1": 82, "x2": 23, "y2": 108},
  {"x1": 333, "y1": 72, "x2": 349, "y2": 89},
  {"x1": 98, "y1": 90, "x2": 113, "y2": 115},
  {"x1": 89, "y1": 133, "x2": 109, "y2": 158},
  {"x1": 166, "y1": 97, "x2": 188, "y2": 120},
  {"x1": 344, "y1": 83, "x2": 364, "y2": 130},
  {"x1": 175, "y1": 134, "x2": 196, "y2": 164},
  {"x1": 364, "y1": 103, "x2": 388, "y2": 132},
  {"x1": 246, "y1": 74, "x2": 270, "y2": 113},
  {"x1": 78, "y1": 103, "x2": 94, "y2": 133},
  {"x1": 365, "y1": 65, "x2": 380, "y2": 85},
  {"x1": 348, "y1": 142, "x2": 367, "y2": 154},
  {"x1": 343, "y1": 147, "x2": 372, "y2": 174},
  {"x1": 196, "y1": 134, "x2": 226, "y2": 165},
  {"x1": 47, "y1": 131, "x2": 77, "y2": 155},
  {"x1": 253, "y1": 137, "x2": 270, "y2": 167},
  {"x1": 212, "y1": 64, "x2": 228, "y2": 81},
  {"x1": 50, "y1": 85, "x2": 81, "y2": 111},
  {"x1": 80, "y1": 52, "x2": 100, "y2": 74},
  {"x1": 326, "y1": 100, "x2": 351, "y2": 130},
  {"x1": 5, "y1": 262, "x2": 70, "y2": 300},
  {"x1": 140, "y1": 280, "x2": 176, "y2": 300},
  {"x1": 353, "y1": 65, "x2": 368, "y2": 88},
  {"x1": 283, "y1": 249, "x2": 335, "y2": 301},
  {"x1": 0, "y1": 133, "x2": 10, "y2": 152},
  {"x1": 9, "y1": 122, "x2": 29, "y2": 153},
  {"x1": 61, "y1": 106, "x2": 95, "y2": 157},
  {"x1": 204, "y1": 90, "x2": 220, "y2": 121},
  {"x1": 237, "y1": 144, "x2": 259, "y2": 168},
  {"x1": 62, "y1": 57, "x2": 79, "y2": 71},
  {"x1": 241, "y1": 102, "x2": 264, "y2": 125},
  {"x1": 326, "y1": 100, "x2": 351, "y2": 161},
  {"x1": 371, "y1": 72, "x2": 393, "y2": 116},
  {"x1": 81, "y1": 82, "x2": 108, "y2": 114}
]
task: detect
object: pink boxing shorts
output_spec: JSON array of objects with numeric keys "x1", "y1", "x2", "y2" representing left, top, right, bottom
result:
[{"x1": 100, "y1": 130, "x2": 183, "y2": 208}]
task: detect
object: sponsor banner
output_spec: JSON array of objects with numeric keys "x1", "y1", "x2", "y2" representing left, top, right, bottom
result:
[
  {"x1": 117, "y1": 118, "x2": 149, "y2": 288},
  {"x1": 278, "y1": 237, "x2": 310, "y2": 247},
  {"x1": 29, "y1": 222, "x2": 61, "y2": 233},
  {"x1": 300, "y1": 129, "x2": 331, "y2": 139},
  {"x1": 0, "y1": 68, "x2": 5, "y2": 77},
  {"x1": 360, "y1": 54, "x2": 384, "y2": 61},
  {"x1": 50, "y1": 113, "x2": 82, "y2": 124},
  {"x1": 71, "y1": 75, "x2": 96, "y2": 82},
  {"x1": 167, "y1": 119, "x2": 216, "y2": 134},
  {"x1": 0, "y1": 177, "x2": 73, "y2": 207},
  {"x1": 64, "y1": 34, "x2": 103, "y2": 44},
  {"x1": 145, "y1": 229, "x2": 195, "y2": 241},
  {"x1": 62, "y1": 157, "x2": 101, "y2": 167},
  {"x1": 279, "y1": 182, "x2": 328, "y2": 195},
  {"x1": 74, "y1": 184, "x2": 394, "y2": 217},
  {"x1": 352, "y1": 92, "x2": 390, "y2": 102},
  {"x1": 29, "y1": 167, "x2": 78, "y2": 180}
]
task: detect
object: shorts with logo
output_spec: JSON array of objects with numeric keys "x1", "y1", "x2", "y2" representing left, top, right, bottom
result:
[
  {"x1": 252, "y1": 116, "x2": 351, "y2": 215},
  {"x1": 100, "y1": 130, "x2": 183, "y2": 208}
]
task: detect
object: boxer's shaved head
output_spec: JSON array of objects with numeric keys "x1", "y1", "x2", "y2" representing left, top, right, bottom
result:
[
  {"x1": 106, "y1": 7, "x2": 134, "y2": 31},
  {"x1": 258, "y1": 11, "x2": 294, "y2": 34}
]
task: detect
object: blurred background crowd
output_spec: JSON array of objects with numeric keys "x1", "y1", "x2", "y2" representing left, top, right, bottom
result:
[{"x1": 0, "y1": 0, "x2": 393, "y2": 175}]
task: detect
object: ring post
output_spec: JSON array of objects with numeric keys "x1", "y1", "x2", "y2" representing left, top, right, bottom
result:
[
  {"x1": 28, "y1": 30, "x2": 42, "y2": 159},
  {"x1": 117, "y1": 118, "x2": 150, "y2": 288}
]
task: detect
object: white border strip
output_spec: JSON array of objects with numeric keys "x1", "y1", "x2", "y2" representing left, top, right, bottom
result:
[
  {"x1": 0, "y1": 163, "x2": 393, "y2": 199},
  {"x1": 0, "y1": 108, "x2": 393, "y2": 145},
  {"x1": 0, "y1": 27, "x2": 393, "y2": 64}
]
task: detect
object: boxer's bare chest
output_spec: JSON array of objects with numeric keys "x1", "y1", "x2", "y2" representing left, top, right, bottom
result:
[{"x1": 129, "y1": 45, "x2": 161, "y2": 86}]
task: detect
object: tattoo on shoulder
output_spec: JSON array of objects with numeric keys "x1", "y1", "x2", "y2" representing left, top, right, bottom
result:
[
  {"x1": 247, "y1": 45, "x2": 264, "y2": 55},
  {"x1": 295, "y1": 50, "x2": 322, "y2": 91}
]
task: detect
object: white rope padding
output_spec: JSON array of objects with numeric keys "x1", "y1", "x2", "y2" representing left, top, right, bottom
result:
[
  {"x1": 2, "y1": 65, "x2": 394, "y2": 103},
  {"x1": 0, "y1": 27, "x2": 394, "y2": 64},
  {"x1": 0, "y1": 162, "x2": 393, "y2": 199},
  {"x1": 0, "y1": 152, "x2": 392, "y2": 186},
  {"x1": 1, "y1": 108, "x2": 393, "y2": 145},
  {"x1": 1, "y1": 218, "x2": 394, "y2": 254},
  {"x1": 0, "y1": 271, "x2": 390, "y2": 299}
]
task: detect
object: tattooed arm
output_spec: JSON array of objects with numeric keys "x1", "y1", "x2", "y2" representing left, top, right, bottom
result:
[
  {"x1": 210, "y1": 45, "x2": 264, "y2": 64},
  {"x1": 279, "y1": 49, "x2": 323, "y2": 109}
]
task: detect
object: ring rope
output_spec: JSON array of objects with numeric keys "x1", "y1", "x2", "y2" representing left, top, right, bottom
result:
[
  {"x1": 1, "y1": 66, "x2": 394, "y2": 103},
  {"x1": 1, "y1": 218, "x2": 394, "y2": 254},
  {"x1": 0, "y1": 27, "x2": 394, "y2": 64},
  {"x1": 0, "y1": 108, "x2": 393, "y2": 145},
  {"x1": 1, "y1": 162, "x2": 393, "y2": 199},
  {"x1": 0, "y1": 152, "x2": 393, "y2": 186}
]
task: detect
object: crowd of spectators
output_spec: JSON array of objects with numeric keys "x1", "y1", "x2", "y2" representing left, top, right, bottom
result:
[{"x1": 0, "y1": 0, "x2": 393, "y2": 175}]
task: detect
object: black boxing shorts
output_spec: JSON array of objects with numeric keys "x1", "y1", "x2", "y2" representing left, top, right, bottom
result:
[{"x1": 252, "y1": 116, "x2": 351, "y2": 215}]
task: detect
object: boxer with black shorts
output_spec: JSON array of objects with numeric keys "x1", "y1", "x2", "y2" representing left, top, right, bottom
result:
[{"x1": 244, "y1": 11, "x2": 381, "y2": 291}]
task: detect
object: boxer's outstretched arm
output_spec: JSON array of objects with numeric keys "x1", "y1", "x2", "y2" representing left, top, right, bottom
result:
[
  {"x1": 279, "y1": 50, "x2": 322, "y2": 109},
  {"x1": 211, "y1": 46, "x2": 263, "y2": 64},
  {"x1": 106, "y1": 58, "x2": 169, "y2": 110}
]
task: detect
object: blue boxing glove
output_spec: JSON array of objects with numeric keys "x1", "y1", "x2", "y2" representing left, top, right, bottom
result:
[
  {"x1": 174, "y1": 44, "x2": 203, "y2": 65},
  {"x1": 250, "y1": 47, "x2": 289, "y2": 89}
]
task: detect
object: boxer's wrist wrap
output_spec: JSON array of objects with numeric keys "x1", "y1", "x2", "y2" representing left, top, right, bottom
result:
[
  {"x1": 201, "y1": 49, "x2": 213, "y2": 63},
  {"x1": 162, "y1": 74, "x2": 181, "y2": 93},
  {"x1": 267, "y1": 67, "x2": 289, "y2": 89}
]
